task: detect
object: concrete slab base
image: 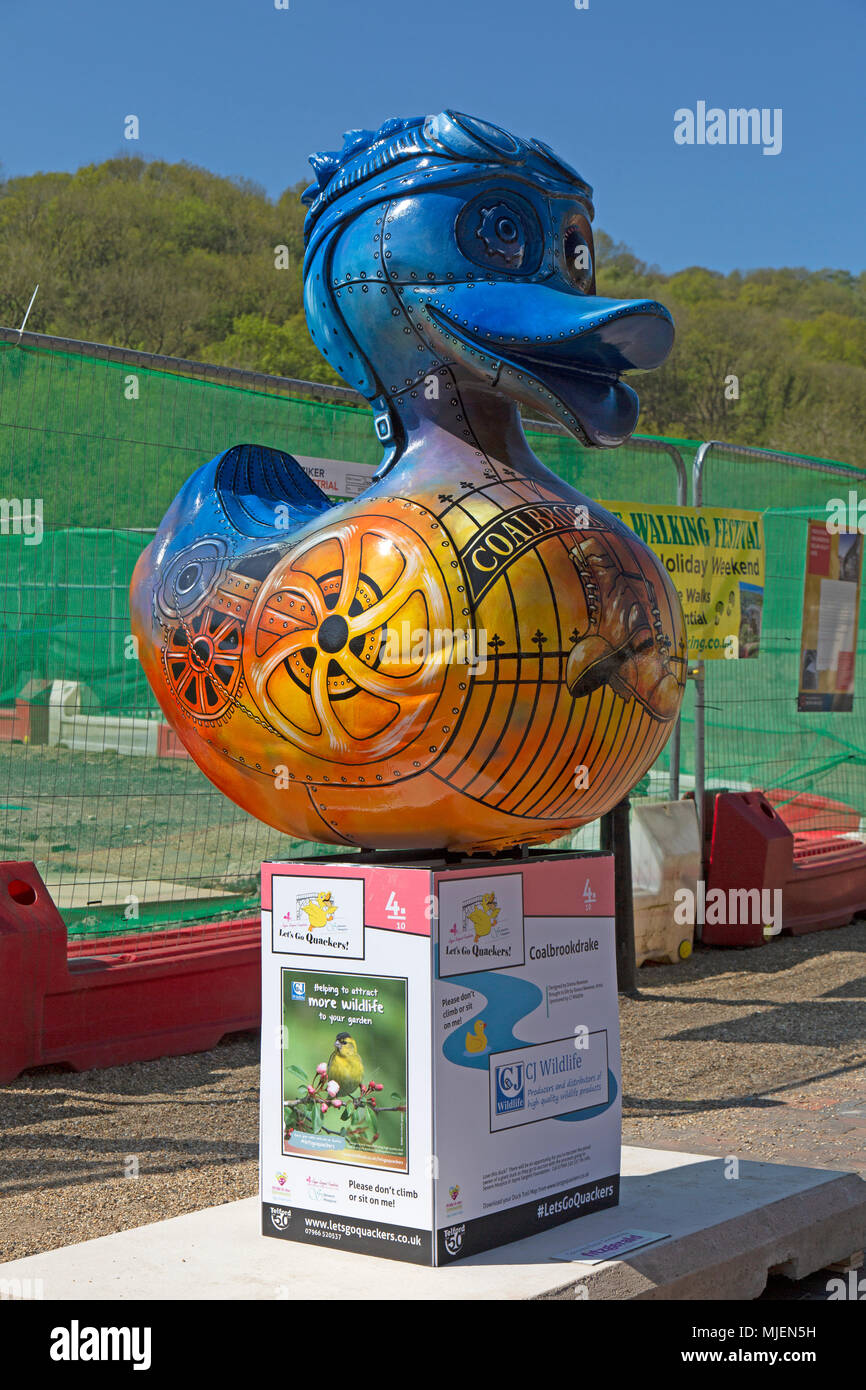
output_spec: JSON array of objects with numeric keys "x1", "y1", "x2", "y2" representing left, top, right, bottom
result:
[{"x1": 3, "y1": 1146, "x2": 865, "y2": 1300}]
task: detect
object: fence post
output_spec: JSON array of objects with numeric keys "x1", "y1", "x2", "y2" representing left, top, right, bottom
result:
[
  {"x1": 667, "y1": 443, "x2": 689, "y2": 803},
  {"x1": 601, "y1": 798, "x2": 638, "y2": 996}
]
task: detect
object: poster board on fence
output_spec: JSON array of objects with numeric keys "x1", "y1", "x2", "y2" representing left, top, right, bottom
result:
[
  {"x1": 602, "y1": 501, "x2": 765, "y2": 660},
  {"x1": 797, "y1": 519, "x2": 862, "y2": 712}
]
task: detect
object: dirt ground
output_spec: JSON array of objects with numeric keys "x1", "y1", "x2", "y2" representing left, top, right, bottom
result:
[{"x1": 1, "y1": 922, "x2": 864, "y2": 1263}]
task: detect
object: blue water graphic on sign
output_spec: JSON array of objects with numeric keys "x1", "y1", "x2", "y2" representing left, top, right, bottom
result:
[{"x1": 440, "y1": 969, "x2": 617, "y2": 1122}]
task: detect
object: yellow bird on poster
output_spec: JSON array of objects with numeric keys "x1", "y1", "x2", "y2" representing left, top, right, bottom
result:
[{"x1": 327, "y1": 1032, "x2": 364, "y2": 1095}]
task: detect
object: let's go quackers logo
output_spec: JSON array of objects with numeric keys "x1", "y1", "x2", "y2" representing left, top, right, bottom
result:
[
  {"x1": 446, "y1": 892, "x2": 507, "y2": 960},
  {"x1": 273, "y1": 875, "x2": 365, "y2": 959},
  {"x1": 439, "y1": 873, "x2": 524, "y2": 977},
  {"x1": 280, "y1": 890, "x2": 351, "y2": 953},
  {"x1": 298, "y1": 890, "x2": 337, "y2": 934}
]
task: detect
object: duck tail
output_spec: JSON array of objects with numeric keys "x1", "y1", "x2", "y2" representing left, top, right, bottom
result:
[{"x1": 214, "y1": 443, "x2": 334, "y2": 539}]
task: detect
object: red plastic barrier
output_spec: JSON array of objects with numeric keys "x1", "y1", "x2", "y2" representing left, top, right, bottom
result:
[
  {"x1": 0, "y1": 862, "x2": 261, "y2": 1083},
  {"x1": 784, "y1": 833, "x2": 866, "y2": 933},
  {"x1": 705, "y1": 792, "x2": 792, "y2": 945},
  {"x1": 157, "y1": 723, "x2": 190, "y2": 759},
  {"x1": 751, "y1": 789, "x2": 866, "y2": 932},
  {"x1": 763, "y1": 789, "x2": 860, "y2": 836},
  {"x1": 0, "y1": 703, "x2": 30, "y2": 743},
  {"x1": 705, "y1": 791, "x2": 866, "y2": 942}
]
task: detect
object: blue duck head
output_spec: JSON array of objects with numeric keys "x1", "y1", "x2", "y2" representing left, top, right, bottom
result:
[{"x1": 302, "y1": 110, "x2": 673, "y2": 454}]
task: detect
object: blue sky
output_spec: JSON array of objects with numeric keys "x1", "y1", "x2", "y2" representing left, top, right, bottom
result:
[{"x1": 3, "y1": 0, "x2": 863, "y2": 273}]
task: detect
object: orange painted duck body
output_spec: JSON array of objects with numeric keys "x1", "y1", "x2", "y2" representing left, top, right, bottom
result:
[{"x1": 131, "y1": 111, "x2": 686, "y2": 851}]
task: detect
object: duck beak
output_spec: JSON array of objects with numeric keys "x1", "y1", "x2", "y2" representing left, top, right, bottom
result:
[{"x1": 418, "y1": 283, "x2": 674, "y2": 447}]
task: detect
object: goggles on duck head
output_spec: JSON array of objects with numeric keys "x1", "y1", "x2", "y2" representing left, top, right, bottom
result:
[{"x1": 302, "y1": 109, "x2": 595, "y2": 270}]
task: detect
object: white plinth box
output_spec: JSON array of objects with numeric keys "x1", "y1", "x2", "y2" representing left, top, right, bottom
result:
[{"x1": 260, "y1": 852, "x2": 620, "y2": 1265}]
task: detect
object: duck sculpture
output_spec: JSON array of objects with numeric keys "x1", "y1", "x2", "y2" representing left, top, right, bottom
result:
[{"x1": 130, "y1": 111, "x2": 686, "y2": 853}]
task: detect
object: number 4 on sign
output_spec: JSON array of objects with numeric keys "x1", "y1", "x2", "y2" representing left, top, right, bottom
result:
[
  {"x1": 386, "y1": 891, "x2": 406, "y2": 927},
  {"x1": 582, "y1": 878, "x2": 597, "y2": 909}
]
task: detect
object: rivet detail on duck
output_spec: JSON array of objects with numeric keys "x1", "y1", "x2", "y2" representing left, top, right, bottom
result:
[{"x1": 131, "y1": 112, "x2": 687, "y2": 852}]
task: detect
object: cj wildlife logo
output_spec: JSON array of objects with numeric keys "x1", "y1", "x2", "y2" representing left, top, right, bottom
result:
[{"x1": 495, "y1": 1062, "x2": 525, "y2": 1115}]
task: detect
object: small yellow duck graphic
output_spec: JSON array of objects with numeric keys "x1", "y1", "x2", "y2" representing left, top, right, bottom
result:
[
  {"x1": 465, "y1": 1020, "x2": 488, "y2": 1054},
  {"x1": 467, "y1": 892, "x2": 499, "y2": 943},
  {"x1": 300, "y1": 890, "x2": 337, "y2": 934}
]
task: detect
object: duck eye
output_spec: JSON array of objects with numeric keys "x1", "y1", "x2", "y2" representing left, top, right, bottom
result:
[
  {"x1": 456, "y1": 190, "x2": 543, "y2": 275},
  {"x1": 564, "y1": 222, "x2": 595, "y2": 293},
  {"x1": 476, "y1": 203, "x2": 526, "y2": 266}
]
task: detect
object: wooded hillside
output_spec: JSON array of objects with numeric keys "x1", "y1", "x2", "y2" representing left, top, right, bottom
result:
[{"x1": 2, "y1": 156, "x2": 863, "y2": 463}]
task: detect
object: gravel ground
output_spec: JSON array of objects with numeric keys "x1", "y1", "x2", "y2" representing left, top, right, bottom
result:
[{"x1": 1, "y1": 922, "x2": 864, "y2": 1263}]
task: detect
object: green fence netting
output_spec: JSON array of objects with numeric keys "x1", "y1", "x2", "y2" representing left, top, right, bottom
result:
[
  {"x1": 1, "y1": 335, "x2": 861, "y2": 935},
  {"x1": 696, "y1": 446, "x2": 866, "y2": 829}
]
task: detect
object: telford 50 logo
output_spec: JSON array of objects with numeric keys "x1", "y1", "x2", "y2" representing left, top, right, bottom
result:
[
  {"x1": 442, "y1": 1224, "x2": 466, "y2": 1257},
  {"x1": 494, "y1": 1062, "x2": 525, "y2": 1115}
]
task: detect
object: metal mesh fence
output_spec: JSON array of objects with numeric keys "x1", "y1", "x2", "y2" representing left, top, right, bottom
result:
[
  {"x1": 0, "y1": 335, "x2": 381, "y2": 938},
  {"x1": 13, "y1": 330, "x2": 859, "y2": 934},
  {"x1": 694, "y1": 442, "x2": 866, "y2": 836}
]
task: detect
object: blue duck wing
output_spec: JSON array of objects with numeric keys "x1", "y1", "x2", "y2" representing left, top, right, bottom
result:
[{"x1": 215, "y1": 443, "x2": 334, "y2": 539}]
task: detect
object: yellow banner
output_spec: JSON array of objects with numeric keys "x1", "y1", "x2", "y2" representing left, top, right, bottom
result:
[{"x1": 601, "y1": 502, "x2": 765, "y2": 660}]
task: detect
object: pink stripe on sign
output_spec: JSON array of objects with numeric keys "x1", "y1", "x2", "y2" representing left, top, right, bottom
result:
[
  {"x1": 263, "y1": 855, "x2": 613, "y2": 920},
  {"x1": 262, "y1": 860, "x2": 367, "y2": 910},
  {"x1": 261, "y1": 861, "x2": 432, "y2": 936},
  {"x1": 363, "y1": 868, "x2": 431, "y2": 937},
  {"x1": 432, "y1": 855, "x2": 614, "y2": 917}
]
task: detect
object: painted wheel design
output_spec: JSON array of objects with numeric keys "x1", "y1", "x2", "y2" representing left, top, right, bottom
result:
[
  {"x1": 243, "y1": 514, "x2": 457, "y2": 761},
  {"x1": 156, "y1": 538, "x2": 229, "y2": 621},
  {"x1": 163, "y1": 606, "x2": 243, "y2": 721}
]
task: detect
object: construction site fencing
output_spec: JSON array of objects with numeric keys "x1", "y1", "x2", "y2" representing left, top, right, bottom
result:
[{"x1": 5, "y1": 327, "x2": 859, "y2": 935}]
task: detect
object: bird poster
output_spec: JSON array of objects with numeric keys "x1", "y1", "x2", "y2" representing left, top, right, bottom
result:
[
  {"x1": 260, "y1": 855, "x2": 619, "y2": 1264},
  {"x1": 280, "y1": 969, "x2": 409, "y2": 1172}
]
